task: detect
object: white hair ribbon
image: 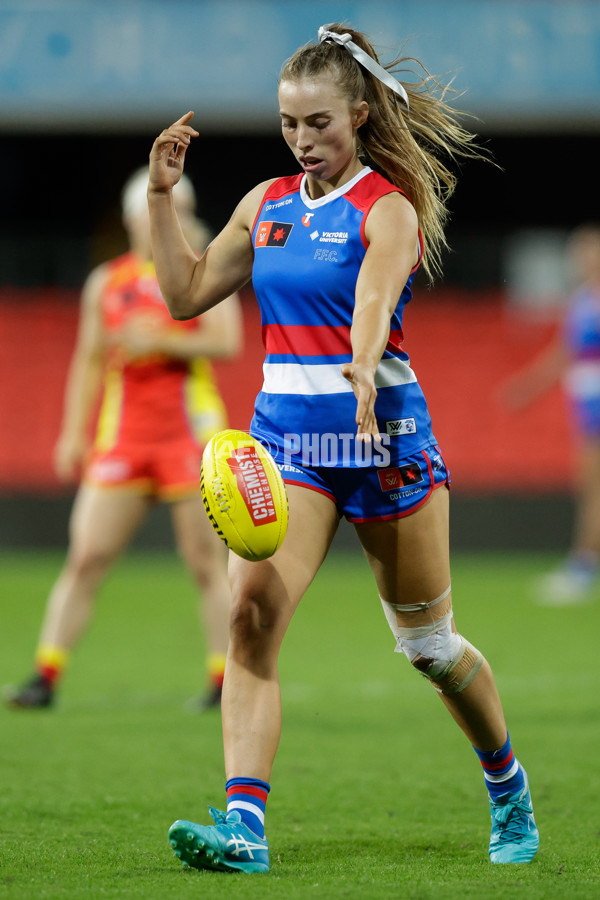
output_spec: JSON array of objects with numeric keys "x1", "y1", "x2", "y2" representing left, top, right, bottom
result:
[{"x1": 318, "y1": 26, "x2": 409, "y2": 111}]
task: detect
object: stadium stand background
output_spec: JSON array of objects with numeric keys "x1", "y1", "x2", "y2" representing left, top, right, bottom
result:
[{"x1": 1, "y1": 0, "x2": 599, "y2": 550}]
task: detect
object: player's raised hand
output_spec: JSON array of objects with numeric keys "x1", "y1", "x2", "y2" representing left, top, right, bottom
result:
[
  {"x1": 341, "y1": 361, "x2": 380, "y2": 442},
  {"x1": 149, "y1": 111, "x2": 199, "y2": 194}
]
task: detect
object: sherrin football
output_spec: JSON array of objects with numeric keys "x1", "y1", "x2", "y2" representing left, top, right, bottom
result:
[{"x1": 201, "y1": 430, "x2": 289, "y2": 561}]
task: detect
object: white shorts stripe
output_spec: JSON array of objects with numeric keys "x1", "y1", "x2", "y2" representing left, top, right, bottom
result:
[
  {"x1": 565, "y1": 360, "x2": 600, "y2": 399},
  {"x1": 261, "y1": 357, "x2": 417, "y2": 396},
  {"x1": 227, "y1": 800, "x2": 265, "y2": 825}
]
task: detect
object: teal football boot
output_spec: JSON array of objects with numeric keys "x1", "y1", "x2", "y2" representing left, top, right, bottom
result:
[
  {"x1": 169, "y1": 807, "x2": 269, "y2": 873},
  {"x1": 488, "y1": 772, "x2": 539, "y2": 863}
]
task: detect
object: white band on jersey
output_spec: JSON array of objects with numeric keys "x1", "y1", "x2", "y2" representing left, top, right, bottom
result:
[
  {"x1": 261, "y1": 357, "x2": 417, "y2": 396},
  {"x1": 318, "y1": 26, "x2": 410, "y2": 111}
]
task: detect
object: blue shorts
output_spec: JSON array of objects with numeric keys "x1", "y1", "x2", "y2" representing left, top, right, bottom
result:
[
  {"x1": 273, "y1": 443, "x2": 450, "y2": 523},
  {"x1": 570, "y1": 396, "x2": 600, "y2": 437}
]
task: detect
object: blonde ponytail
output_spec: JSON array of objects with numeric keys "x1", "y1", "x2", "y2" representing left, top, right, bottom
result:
[{"x1": 280, "y1": 23, "x2": 487, "y2": 280}]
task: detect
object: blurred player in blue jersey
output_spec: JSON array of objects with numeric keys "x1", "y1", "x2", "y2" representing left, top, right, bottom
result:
[
  {"x1": 147, "y1": 22, "x2": 538, "y2": 873},
  {"x1": 505, "y1": 224, "x2": 600, "y2": 605}
]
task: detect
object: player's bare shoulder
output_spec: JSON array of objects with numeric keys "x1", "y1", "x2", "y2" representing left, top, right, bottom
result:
[
  {"x1": 80, "y1": 260, "x2": 112, "y2": 310},
  {"x1": 363, "y1": 191, "x2": 420, "y2": 270},
  {"x1": 365, "y1": 190, "x2": 418, "y2": 241},
  {"x1": 232, "y1": 178, "x2": 281, "y2": 234}
]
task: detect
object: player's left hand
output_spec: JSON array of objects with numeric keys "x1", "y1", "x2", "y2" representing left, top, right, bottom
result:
[
  {"x1": 112, "y1": 317, "x2": 165, "y2": 360},
  {"x1": 341, "y1": 361, "x2": 381, "y2": 441},
  {"x1": 148, "y1": 110, "x2": 198, "y2": 195}
]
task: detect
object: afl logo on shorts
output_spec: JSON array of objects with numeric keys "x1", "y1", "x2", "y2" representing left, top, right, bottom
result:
[
  {"x1": 255, "y1": 221, "x2": 294, "y2": 248},
  {"x1": 377, "y1": 462, "x2": 424, "y2": 492}
]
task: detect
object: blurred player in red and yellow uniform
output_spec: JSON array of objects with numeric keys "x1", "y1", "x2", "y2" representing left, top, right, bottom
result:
[{"x1": 6, "y1": 167, "x2": 242, "y2": 709}]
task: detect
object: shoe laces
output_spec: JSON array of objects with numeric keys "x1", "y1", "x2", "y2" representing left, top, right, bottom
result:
[
  {"x1": 208, "y1": 807, "x2": 228, "y2": 825},
  {"x1": 491, "y1": 797, "x2": 533, "y2": 842},
  {"x1": 208, "y1": 806, "x2": 243, "y2": 827}
]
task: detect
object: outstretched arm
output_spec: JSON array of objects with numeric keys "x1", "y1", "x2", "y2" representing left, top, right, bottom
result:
[
  {"x1": 499, "y1": 335, "x2": 569, "y2": 411},
  {"x1": 113, "y1": 293, "x2": 243, "y2": 362},
  {"x1": 54, "y1": 266, "x2": 107, "y2": 481},
  {"x1": 342, "y1": 192, "x2": 419, "y2": 440}
]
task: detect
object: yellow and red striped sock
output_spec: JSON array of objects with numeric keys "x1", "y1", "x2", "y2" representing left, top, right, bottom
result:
[
  {"x1": 207, "y1": 652, "x2": 226, "y2": 690},
  {"x1": 35, "y1": 645, "x2": 68, "y2": 685}
]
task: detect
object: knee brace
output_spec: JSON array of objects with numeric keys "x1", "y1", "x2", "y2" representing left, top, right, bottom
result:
[{"x1": 380, "y1": 587, "x2": 484, "y2": 694}]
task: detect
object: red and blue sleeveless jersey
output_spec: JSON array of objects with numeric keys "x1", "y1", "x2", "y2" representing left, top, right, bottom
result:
[
  {"x1": 563, "y1": 285, "x2": 600, "y2": 401},
  {"x1": 249, "y1": 167, "x2": 436, "y2": 467},
  {"x1": 564, "y1": 286, "x2": 600, "y2": 361}
]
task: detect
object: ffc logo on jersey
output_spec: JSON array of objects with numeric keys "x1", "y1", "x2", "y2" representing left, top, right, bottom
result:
[
  {"x1": 377, "y1": 462, "x2": 424, "y2": 492},
  {"x1": 255, "y1": 221, "x2": 294, "y2": 248}
]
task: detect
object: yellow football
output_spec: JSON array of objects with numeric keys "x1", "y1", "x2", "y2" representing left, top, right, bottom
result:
[{"x1": 201, "y1": 430, "x2": 289, "y2": 561}]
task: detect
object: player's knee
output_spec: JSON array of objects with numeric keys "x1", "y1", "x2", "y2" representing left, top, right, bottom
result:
[
  {"x1": 229, "y1": 584, "x2": 278, "y2": 643},
  {"x1": 403, "y1": 628, "x2": 484, "y2": 694},
  {"x1": 177, "y1": 514, "x2": 227, "y2": 564},
  {"x1": 380, "y1": 590, "x2": 484, "y2": 694},
  {"x1": 227, "y1": 589, "x2": 282, "y2": 676},
  {"x1": 66, "y1": 545, "x2": 117, "y2": 584},
  {"x1": 179, "y1": 543, "x2": 224, "y2": 589}
]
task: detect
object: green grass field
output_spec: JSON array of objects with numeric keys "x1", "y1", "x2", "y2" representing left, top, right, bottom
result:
[{"x1": 1, "y1": 549, "x2": 599, "y2": 899}]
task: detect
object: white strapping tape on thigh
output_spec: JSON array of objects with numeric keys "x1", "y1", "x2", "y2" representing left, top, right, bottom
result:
[
  {"x1": 386, "y1": 585, "x2": 451, "y2": 614},
  {"x1": 380, "y1": 585, "x2": 452, "y2": 648}
]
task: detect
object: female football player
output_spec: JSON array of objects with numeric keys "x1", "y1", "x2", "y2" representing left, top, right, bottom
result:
[
  {"x1": 6, "y1": 168, "x2": 241, "y2": 712},
  {"x1": 504, "y1": 223, "x2": 600, "y2": 605},
  {"x1": 147, "y1": 23, "x2": 539, "y2": 872}
]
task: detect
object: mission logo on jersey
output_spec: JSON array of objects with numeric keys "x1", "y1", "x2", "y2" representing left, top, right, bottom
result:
[{"x1": 255, "y1": 221, "x2": 294, "y2": 248}]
